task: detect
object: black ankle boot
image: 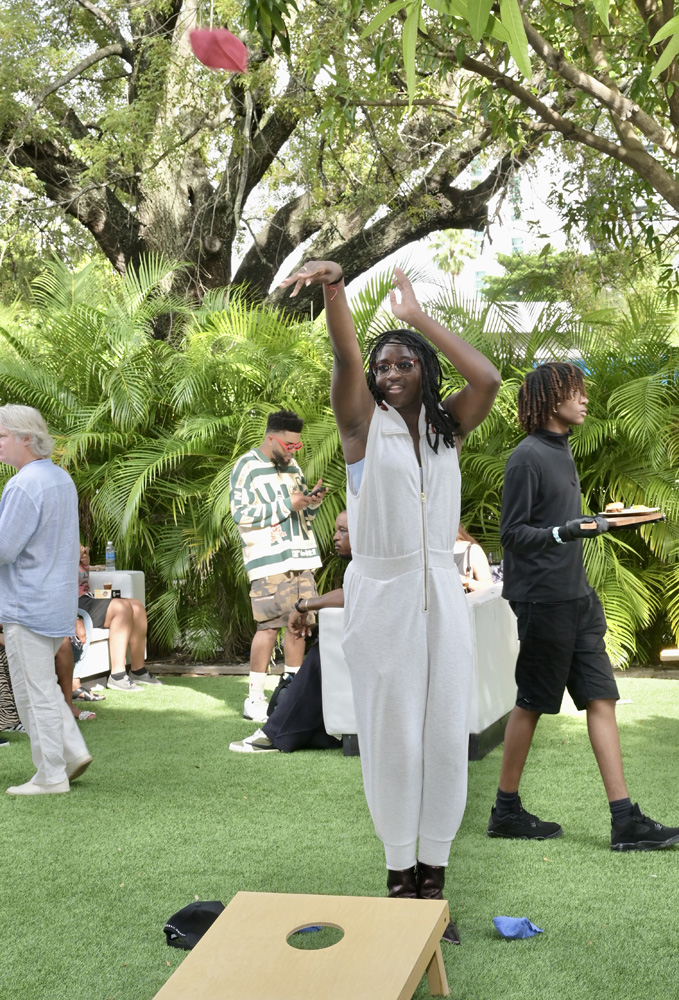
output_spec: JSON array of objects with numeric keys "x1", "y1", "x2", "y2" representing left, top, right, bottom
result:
[
  {"x1": 416, "y1": 862, "x2": 461, "y2": 945},
  {"x1": 386, "y1": 866, "x2": 418, "y2": 898}
]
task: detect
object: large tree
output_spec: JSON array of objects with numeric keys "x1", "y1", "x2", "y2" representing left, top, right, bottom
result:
[
  {"x1": 0, "y1": 0, "x2": 535, "y2": 316},
  {"x1": 348, "y1": 0, "x2": 679, "y2": 276}
]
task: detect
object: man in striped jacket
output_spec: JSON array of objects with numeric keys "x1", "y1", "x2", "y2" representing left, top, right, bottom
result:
[{"x1": 230, "y1": 410, "x2": 326, "y2": 723}]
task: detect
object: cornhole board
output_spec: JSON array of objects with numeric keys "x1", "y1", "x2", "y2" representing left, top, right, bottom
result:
[{"x1": 153, "y1": 891, "x2": 450, "y2": 1000}]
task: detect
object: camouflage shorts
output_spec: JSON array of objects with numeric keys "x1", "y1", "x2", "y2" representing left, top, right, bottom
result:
[{"x1": 249, "y1": 570, "x2": 318, "y2": 630}]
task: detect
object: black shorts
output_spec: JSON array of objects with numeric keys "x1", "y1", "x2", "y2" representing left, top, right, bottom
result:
[
  {"x1": 510, "y1": 591, "x2": 619, "y2": 714},
  {"x1": 78, "y1": 595, "x2": 112, "y2": 629}
]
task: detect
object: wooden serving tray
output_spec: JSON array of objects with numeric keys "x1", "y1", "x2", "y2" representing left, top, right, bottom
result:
[{"x1": 601, "y1": 510, "x2": 665, "y2": 530}]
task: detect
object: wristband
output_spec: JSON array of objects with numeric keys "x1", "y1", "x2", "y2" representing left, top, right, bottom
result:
[
  {"x1": 552, "y1": 526, "x2": 565, "y2": 544},
  {"x1": 324, "y1": 275, "x2": 344, "y2": 301},
  {"x1": 294, "y1": 598, "x2": 308, "y2": 614}
]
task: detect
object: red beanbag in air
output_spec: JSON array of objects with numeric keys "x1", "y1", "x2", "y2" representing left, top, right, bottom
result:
[{"x1": 189, "y1": 29, "x2": 249, "y2": 73}]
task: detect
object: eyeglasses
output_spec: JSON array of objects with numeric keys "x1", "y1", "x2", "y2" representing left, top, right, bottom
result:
[
  {"x1": 371, "y1": 359, "x2": 420, "y2": 377},
  {"x1": 270, "y1": 434, "x2": 303, "y2": 452}
]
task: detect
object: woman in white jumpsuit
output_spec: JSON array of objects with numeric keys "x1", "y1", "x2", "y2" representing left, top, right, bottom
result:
[{"x1": 282, "y1": 262, "x2": 500, "y2": 943}]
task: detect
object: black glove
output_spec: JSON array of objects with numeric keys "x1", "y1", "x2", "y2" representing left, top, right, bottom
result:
[{"x1": 555, "y1": 516, "x2": 609, "y2": 542}]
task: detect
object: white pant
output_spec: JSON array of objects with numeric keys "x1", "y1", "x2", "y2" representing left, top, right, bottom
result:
[
  {"x1": 343, "y1": 561, "x2": 473, "y2": 870},
  {"x1": 4, "y1": 623, "x2": 89, "y2": 785}
]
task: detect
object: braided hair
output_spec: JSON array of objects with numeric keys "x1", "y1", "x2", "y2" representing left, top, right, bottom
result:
[
  {"x1": 366, "y1": 329, "x2": 459, "y2": 453},
  {"x1": 518, "y1": 363, "x2": 586, "y2": 434}
]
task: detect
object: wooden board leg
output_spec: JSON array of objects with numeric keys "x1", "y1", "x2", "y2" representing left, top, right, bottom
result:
[{"x1": 425, "y1": 943, "x2": 449, "y2": 997}]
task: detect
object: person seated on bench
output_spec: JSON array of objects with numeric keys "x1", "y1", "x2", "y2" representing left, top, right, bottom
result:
[
  {"x1": 454, "y1": 525, "x2": 493, "y2": 593},
  {"x1": 78, "y1": 543, "x2": 160, "y2": 691},
  {"x1": 229, "y1": 511, "x2": 351, "y2": 753}
]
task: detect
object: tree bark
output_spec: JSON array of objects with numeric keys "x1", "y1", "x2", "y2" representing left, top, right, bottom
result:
[{"x1": 266, "y1": 146, "x2": 533, "y2": 317}]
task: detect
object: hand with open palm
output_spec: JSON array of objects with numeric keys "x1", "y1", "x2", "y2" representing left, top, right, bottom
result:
[
  {"x1": 389, "y1": 267, "x2": 424, "y2": 327},
  {"x1": 280, "y1": 260, "x2": 343, "y2": 298}
]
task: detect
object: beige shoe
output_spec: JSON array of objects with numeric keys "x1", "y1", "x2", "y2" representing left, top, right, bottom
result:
[
  {"x1": 66, "y1": 754, "x2": 93, "y2": 781},
  {"x1": 7, "y1": 777, "x2": 70, "y2": 795}
]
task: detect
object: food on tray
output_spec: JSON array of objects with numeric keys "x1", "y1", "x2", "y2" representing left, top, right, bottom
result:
[{"x1": 601, "y1": 502, "x2": 660, "y2": 516}]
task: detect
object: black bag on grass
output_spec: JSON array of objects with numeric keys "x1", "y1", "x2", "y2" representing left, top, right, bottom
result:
[{"x1": 164, "y1": 900, "x2": 225, "y2": 949}]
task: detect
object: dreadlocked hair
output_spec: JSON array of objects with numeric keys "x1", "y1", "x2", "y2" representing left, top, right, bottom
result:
[
  {"x1": 518, "y1": 363, "x2": 586, "y2": 434},
  {"x1": 366, "y1": 329, "x2": 459, "y2": 453}
]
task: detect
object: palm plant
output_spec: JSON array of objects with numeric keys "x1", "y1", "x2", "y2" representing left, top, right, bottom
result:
[
  {"x1": 1, "y1": 256, "x2": 677, "y2": 666},
  {"x1": 350, "y1": 278, "x2": 679, "y2": 666},
  {"x1": 429, "y1": 287, "x2": 679, "y2": 666},
  {"x1": 0, "y1": 257, "x2": 347, "y2": 659}
]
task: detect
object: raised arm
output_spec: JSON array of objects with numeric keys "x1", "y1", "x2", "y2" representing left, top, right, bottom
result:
[
  {"x1": 390, "y1": 269, "x2": 501, "y2": 441},
  {"x1": 280, "y1": 261, "x2": 374, "y2": 464}
]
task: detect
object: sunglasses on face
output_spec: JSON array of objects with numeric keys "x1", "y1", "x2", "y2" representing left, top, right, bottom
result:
[
  {"x1": 270, "y1": 434, "x2": 303, "y2": 452},
  {"x1": 371, "y1": 359, "x2": 420, "y2": 377}
]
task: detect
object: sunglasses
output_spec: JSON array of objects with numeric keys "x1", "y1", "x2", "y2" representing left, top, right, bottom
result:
[{"x1": 270, "y1": 434, "x2": 303, "y2": 452}]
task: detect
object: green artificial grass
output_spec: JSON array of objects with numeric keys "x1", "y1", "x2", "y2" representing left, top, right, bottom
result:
[{"x1": 2, "y1": 676, "x2": 679, "y2": 1000}]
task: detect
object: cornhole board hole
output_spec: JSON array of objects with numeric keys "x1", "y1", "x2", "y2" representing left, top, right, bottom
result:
[{"x1": 153, "y1": 891, "x2": 450, "y2": 1000}]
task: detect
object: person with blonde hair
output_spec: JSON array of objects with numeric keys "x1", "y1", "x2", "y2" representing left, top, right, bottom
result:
[
  {"x1": 0, "y1": 404, "x2": 55, "y2": 458},
  {"x1": 0, "y1": 404, "x2": 91, "y2": 794}
]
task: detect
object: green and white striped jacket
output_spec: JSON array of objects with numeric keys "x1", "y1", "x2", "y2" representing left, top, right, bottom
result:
[{"x1": 229, "y1": 448, "x2": 322, "y2": 582}]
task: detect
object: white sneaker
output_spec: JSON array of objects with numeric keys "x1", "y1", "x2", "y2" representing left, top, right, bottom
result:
[
  {"x1": 66, "y1": 754, "x2": 93, "y2": 781},
  {"x1": 229, "y1": 729, "x2": 278, "y2": 753},
  {"x1": 7, "y1": 777, "x2": 70, "y2": 795},
  {"x1": 107, "y1": 673, "x2": 143, "y2": 692},
  {"x1": 243, "y1": 696, "x2": 269, "y2": 723}
]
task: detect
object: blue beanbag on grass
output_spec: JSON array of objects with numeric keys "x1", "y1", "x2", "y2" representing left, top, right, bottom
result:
[{"x1": 493, "y1": 916, "x2": 544, "y2": 939}]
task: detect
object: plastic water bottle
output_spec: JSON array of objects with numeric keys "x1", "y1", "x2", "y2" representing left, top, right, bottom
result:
[{"x1": 105, "y1": 541, "x2": 116, "y2": 572}]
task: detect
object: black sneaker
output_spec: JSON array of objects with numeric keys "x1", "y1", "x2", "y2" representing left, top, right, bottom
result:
[
  {"x1": 611, "y1": 803, "x2": 679, "y2": 852},
  {"x1": 487, "y1": 802, "x2": 563, "y2": 840}
]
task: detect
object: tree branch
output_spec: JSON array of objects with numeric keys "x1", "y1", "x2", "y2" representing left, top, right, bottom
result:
[
  {"x1": 571, "y1": 9, "x2": 647, "y2": 155},
  {"x1": 521, "y1": 12, "x2": 679, "y2": 159},
  {"x1": 633, "y1": 0, "x2": 679, "y2": 133},
  {"x1": 5, "y1": 45, "x2": 129, "y2": 161},
  {"x1": 224, "y1": 77, "x2": 302, "y2": 223},
  {"x1": 447, "y1": 51, "x2": 679, "y2": 213},
  {"x1": 74, "y1": 0, "x2": 135, "y2": 62},
  {"x1": 8, "y1": 135, "x2": 143, "y2": 273},
  {"x1": 266, "y1": 143, "x2": 535, "y2": 317},
  {"x1": 232, "y1": 193, "x2": 326, "y2": 297}
]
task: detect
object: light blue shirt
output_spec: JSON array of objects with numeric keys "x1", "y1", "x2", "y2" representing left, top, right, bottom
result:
[
  {"x1": 347, "y1": 458, "x2": 365, "y2": 494},
  {"x1": 0, "y1": 459, "x2": 79, "y2": 636}
]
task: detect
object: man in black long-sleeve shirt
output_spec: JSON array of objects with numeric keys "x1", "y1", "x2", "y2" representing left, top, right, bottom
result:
[{"x1": 487, "y1": 363, "x2": 679, "y2": 851}]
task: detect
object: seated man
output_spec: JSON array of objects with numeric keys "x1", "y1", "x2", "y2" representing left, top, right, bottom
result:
[
  {"x1": 78, "y1": 544, "x2": 160, "y2": 690},
  {"x1": 230, "y1": 511, "x2": 350, "y2": 753}
]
